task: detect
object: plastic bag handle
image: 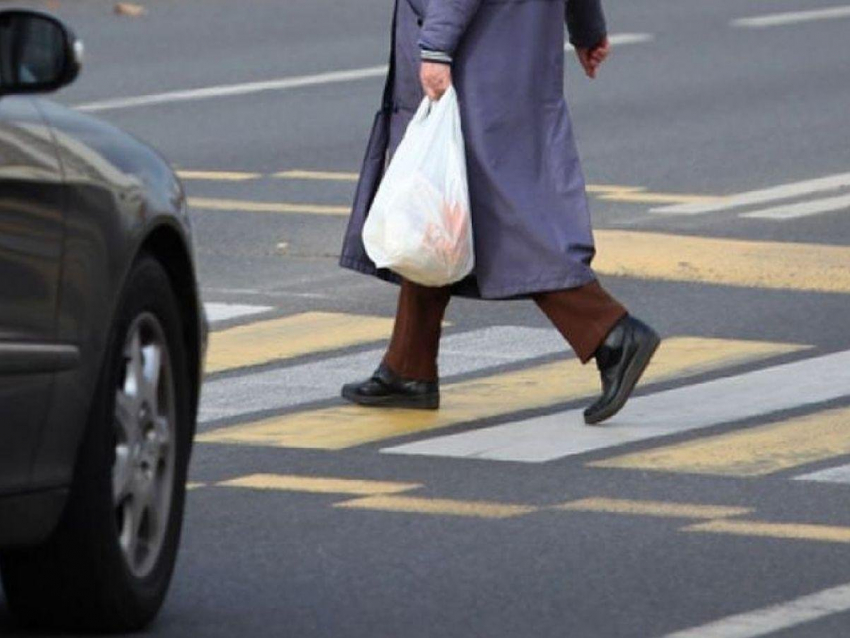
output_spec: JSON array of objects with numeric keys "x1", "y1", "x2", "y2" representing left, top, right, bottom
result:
[{"x1": 413, "y1": 86, "x2": 456, "y2": 124}]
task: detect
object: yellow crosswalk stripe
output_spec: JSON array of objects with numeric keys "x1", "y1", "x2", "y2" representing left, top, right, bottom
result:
[
  {"x1": 205, "y1": 311, "x2": 395, "y2": 374},
  {"x1": 684, "y1": 519, "x2": 850, "y2": 544},
  {"x1": 555, "y1": 498, "x2": 751, "y2": 520},
  {"x1": 188, "y1": 197, "x2": 350, "y2": 216},
  {"x1": 274, "y1": 170, "x2": 360, "y2": 181},
  {"x1": 594, "y1": 231, "x2": 850, "y2": 294},
  {"x1": 197, "y1": 337, "x2": 800, "y2": 449},
  {"x1": 585, "y1": 185, "x2": 718, "y2": 205},
  {"x1": 592, "y1": 406, "x2": 850, "y2": 477},
  {"x1": 335, "y1": 495, "x2": 537, "y2": 518},
  {"x1": 218, "y1": 473, "x2": 420, "y2": 495},
  {"x1": 598, "y1": 192, "x2": 717, "y2": 205},
  {"x1": 176, "y1": 170, "x2": 261, "y2": 181}
]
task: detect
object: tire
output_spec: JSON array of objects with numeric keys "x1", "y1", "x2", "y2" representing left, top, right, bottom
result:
[{"x1": 1, "y1": 255, "x2": 193, "y2": 632}]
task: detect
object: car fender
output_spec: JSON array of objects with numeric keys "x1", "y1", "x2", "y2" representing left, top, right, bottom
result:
[{"x1": 26, "y1": 101, "x2": 203, "y2": 515}]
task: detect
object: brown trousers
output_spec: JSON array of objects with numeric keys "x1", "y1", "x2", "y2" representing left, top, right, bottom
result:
[{"x1": 383, "y1": 279, "x2": 627, "y2": 381}]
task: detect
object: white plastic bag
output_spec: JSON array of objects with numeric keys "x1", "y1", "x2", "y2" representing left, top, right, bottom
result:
[{"x1": 363, "y1": 87, "x2": 474, "y2": 287}]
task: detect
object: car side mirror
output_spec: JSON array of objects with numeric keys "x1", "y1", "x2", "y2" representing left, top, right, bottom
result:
[{"x1": 0, "y1": 10, "x2": 83, "y2": 96}]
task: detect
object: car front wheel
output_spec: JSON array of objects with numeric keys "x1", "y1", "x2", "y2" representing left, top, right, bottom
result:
[{"x1": 1, "y1": 254, "x2": 193, "y2": 632}]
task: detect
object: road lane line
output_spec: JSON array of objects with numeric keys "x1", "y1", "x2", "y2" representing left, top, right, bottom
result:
[
  {"x1": 206, "y1": 311, "x2": 395, "y2": 374},
  {"x1": 188, "y1": 197, "x2": 350, "y2": 216},
  {"x1": 203, "y1": 302, "x2": 273, "y2": 324},
  {"x1": 594, "y1": 231, "x2": 850, "y2": 294},
  {"x1": 555, "y1": 498, "x2": 751, "y2": 520},
  {"x1": 662, "y1": 582, "x2": 850, "y2": 637},
  {"x1": 197, "y1": 337, "x2": 794, "y2": 449},
  {"x1": 218, "y1": 474, "x2": 421, "y2": 495},
  {"x1": 275, "y1": 170, "x2": 360, "y2": 181},
  {"x1": 651, "y1": 172, "x2": 850, "y2": 215},
  {"x1": 335, "y1": 495, "x2": 537, "y2": 519},
  {"x1": 74, "y1": 65, "x2": 389, "y2": 112},
  {"x1": 733, "y1": 6, "x2": 850, "y2": 29},
  {"x1": 684, "y1": 520, "x2": 850, "y2": 545},
  {"x1": 598, "y1": 191, "x2": 717, "y2": 205},
  {"x1": 794, "y1": 463, "x2": 850, "y2": 484},
  {"x1": 565, "y1": 32, "x2": 654, "y2": 51},
  {"x1": 386, "y1": 343, "x2": 840, "y2": 464},
  {"x1": 177, "y1": 170, "x2": 261, "y2": 181},
  {"x1": 199, "y1": 326, "x2": 568, "y2": 424},
  {"x1": 202, "y1": 226, "x2": 850, "y2": 294},
  {"x1": 75, "y1": 32, "x2": 651, "y2": 114},
  {"x1": 594, "y1": 406, "x2": 850, "y2": 477},
  {"x1": 741, "y1": 193, "x2": 850, "y2": 220}
]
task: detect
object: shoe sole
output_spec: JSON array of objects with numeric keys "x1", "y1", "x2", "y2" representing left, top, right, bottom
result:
[
  {"x1": 341, "y1": 387, "x2": 440, "y2": 410},
  {"x1": 584, "y1": 332, "x2": 661, "y2": 426}
]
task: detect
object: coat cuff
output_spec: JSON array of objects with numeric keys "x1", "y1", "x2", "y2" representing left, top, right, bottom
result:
[
  {"x1": 565, "y1": 0, "x2": 608, "y2": 49},
  {"x1": 420, "y1": 48, "x2": 453, "y2": 64}
]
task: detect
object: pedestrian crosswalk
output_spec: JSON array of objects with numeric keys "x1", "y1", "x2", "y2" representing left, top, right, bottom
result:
[
  {"x1": 184, "y1": 166, "x2": 850, "y2": 223},
  {"x1": 652, "y1": 171, "x2": 850, "y2": 220},
  {"x1": 198, "y1": 303, "x2": 850, "y2": 486},
  {"x1": 206, "y1": 311, "x2": 395, "y2": 373}
]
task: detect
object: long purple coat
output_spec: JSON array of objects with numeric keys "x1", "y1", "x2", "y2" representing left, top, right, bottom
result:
[{"x1": 340, "y1": 0, "x2": 607, "y2": 299}]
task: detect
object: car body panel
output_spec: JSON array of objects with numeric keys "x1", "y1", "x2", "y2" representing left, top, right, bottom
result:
[
  {"x1": 30, "y1": 99, "x2": 200, "y2": 491},
  {"x1": 0, "y1": 98, "x2": 205, "y2": 546},
  {"x1": 0, "y1": 95, "x2": 65, "y2": 494}
]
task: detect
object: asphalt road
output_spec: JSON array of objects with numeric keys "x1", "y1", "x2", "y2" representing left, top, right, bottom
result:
[{"x1": 3, "y1": 0, "x2": 850, "y2": 636}]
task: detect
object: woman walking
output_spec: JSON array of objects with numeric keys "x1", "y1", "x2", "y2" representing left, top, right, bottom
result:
[{"x1": 339, "y1": 0, "x2": 659, "y2": 425}]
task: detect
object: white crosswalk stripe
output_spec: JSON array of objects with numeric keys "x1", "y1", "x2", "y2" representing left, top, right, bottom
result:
[
  {"x1": 383, "y1": 349, "x2": 850, "y2": 463},
  {"x1": 199, "y1": 326, "x2": 566, "y2": 424},
  {"x1": 651, "y1": 172, "x2": 850, "y2": 220},
  {"x1": 204, "y1": 302, "x2": 273, "y2": 325},
  {"x1": 794, "y1": 463, "x2": 850, "y2": 485},
  {"x1": 741, "y1": 193, "x2": 850, "y2": 220},
  {"x1": 198, "y1": 308, "x2": 850, "y2": 484}
]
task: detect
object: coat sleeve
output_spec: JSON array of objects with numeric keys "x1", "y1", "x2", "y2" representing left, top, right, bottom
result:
[
  {"x1": 418, "y1": 0, "x2": 484, "y2": 59},
  {"x1": 565, "y1": 0, "x2": 607, "y2": 49}
]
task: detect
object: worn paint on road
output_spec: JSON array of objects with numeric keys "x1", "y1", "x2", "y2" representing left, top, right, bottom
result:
[
  {"x1": 198, "y1": 337, "x2": 796, "y2": 449},
  {"x1": 593, "y1": 406, "x2": 850, "y2": 477},
  {"x1": 206, "y1": 311, "x2": 395, "y2": 373}
]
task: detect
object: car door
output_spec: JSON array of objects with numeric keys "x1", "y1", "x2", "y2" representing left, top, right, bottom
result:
[{"x1": 0, "y1": 96, "x2": 67, "y2": 493}]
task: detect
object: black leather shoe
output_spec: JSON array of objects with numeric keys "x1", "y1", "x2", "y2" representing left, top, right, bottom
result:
[
  {"x1": 341, "y1": 363, "x2": 440, "y2": 410},
  {"x1": 584, "y1": 315, "x2": 660, "y2": 425}
]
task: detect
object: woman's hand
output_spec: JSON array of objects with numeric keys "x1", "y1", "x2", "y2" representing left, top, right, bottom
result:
[
  {"x1": 575, "y1": 36, "x2": 610, "y2": 79},
  {"x1": 420, "y1": 61, "x2": 452, "y2": 100}
]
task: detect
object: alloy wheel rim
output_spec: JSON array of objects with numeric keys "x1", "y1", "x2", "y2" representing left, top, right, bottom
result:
[{"x1": 112, "y1": 312, "x2": 177, "y2": 579}]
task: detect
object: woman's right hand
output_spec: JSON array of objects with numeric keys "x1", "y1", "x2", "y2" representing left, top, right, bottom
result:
[{"x1": 421, "y1": 61, "x2": 452, "y2": 100}]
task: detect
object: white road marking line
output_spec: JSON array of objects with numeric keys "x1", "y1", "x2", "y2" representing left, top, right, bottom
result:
[
  {"x1": 741, "y1": 193, "x2": 850, "y2": 220},
  {"x1": 76, "y1": 32, "x2": 653, "y2": 114},
  {"x1": 733, "y1": 6, "x2": 850, "y2": 29},
  {"x1": 382, "y1": 349, "x2": 850, "y2": 464},
  {"x1": 794, "y1": 463, "x2": 850, "y2": 485},
  {"x1": 198, "y1": 326, "x2": 567, "y2": 424},
  {"x1": 74, "y1": 65, "x2": 388, "y2": 113},
  {"x1": 660, "y1": 582, "x2": 850, "y2": 638},
  {"x1": 275, "y1": 170, "x2": 360, "y2": 181},
  {"x1": 651, "y1": 172, "x2": 850, "y2": 215},
  {"x1": 203, "y1": 302, "x2": 273, "y2": 324},
  {"x1": 565, "y1": 32, "x2": 654, "y2": 52},
  {"x1": 176, "y1": 170, "x2": 260, "y2": 182}
]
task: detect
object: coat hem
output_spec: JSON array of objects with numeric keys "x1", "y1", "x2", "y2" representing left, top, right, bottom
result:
[{"x1": 339, "y1": 254, "x2": 597, "y2": 300}]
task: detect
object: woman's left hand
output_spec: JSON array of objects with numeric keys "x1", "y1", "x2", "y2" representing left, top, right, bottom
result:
[{"x1": 575, "y1": 36, "x2": 610, "y2": 79}]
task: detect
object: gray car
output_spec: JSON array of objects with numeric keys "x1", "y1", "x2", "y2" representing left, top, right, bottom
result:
[{"x1": 0, "y1": 9, "x2": 206, "y2": 632}]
